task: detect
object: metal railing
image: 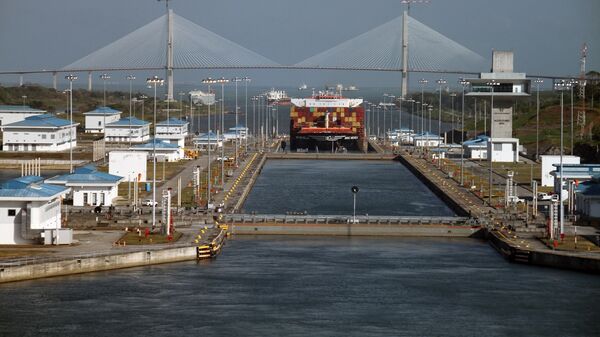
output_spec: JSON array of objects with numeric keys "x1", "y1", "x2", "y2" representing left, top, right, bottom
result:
[{"x1": 221, "y1": 214, "x2": 471, "y2": 225}]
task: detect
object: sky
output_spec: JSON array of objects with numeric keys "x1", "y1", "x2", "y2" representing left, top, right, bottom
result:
[{"x1": 0, "y1": 0, "x2": 598, "y2": 91}]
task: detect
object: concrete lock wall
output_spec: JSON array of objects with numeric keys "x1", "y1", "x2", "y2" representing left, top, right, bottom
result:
[{"x1": 0, "y1": 246, "x2": 197, "y2": 283}]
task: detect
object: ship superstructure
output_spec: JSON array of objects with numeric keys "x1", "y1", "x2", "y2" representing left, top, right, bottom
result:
[{"x1": 290, "y1": 92, "x2": 366, "y2": 152}]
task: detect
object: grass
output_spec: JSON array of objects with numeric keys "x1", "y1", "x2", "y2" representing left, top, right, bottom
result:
[{"x1": 116, "y1": 230, "x2": 183, "y2": 245}]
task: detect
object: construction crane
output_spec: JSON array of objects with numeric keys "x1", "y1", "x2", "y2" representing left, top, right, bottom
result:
[{"x1": 578, "y1": 43, "x2": 588, "y2": 138}]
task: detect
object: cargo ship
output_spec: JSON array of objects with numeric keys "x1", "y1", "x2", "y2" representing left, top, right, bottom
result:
[
  {"x1": 290, "y1": 91, "x2": 367, "y2": 152},
  {"x1": 266, "y1": 89, "x2": 291, "y2": 106}
]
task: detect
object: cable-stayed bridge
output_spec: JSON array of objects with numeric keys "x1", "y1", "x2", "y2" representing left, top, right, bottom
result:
[{"x1": 0, "y1": 9, "x2": 540, "y2": 97}]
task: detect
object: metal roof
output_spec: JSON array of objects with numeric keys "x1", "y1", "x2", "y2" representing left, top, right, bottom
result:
[
  {"x1": 2, "y1": 114, "x2": 77, "y2": 128},
  {"x1": 0, "y1": 105, "x2": 46, "y2": 113},
  {"x1": 413, "y1": 132, "x2": 443, "y2": 140},
  {"x1": 106, "y1": 116, "x2": 150, "y2": 127},
  {"x1": 0, "y1": 175, "x2": 69, "y2": 200},
  {"x1": 195, "y1": 131, "x2": 224, "y2": 141},
  {"x1": 83, "y1": 106, "x2": 122, "y2": 115},
  {"x1": 131, "y1": 138, "x2": 179, "y2": 150},
  {"x1": 157, "y1": 118, "x2": 188, "y2": 126},
  {"x1": 463, "y1": 135, "x2": 490, "y2": 147},
  {"x1": 45, "y1": 165, "x2": 123, "y2": 185}
]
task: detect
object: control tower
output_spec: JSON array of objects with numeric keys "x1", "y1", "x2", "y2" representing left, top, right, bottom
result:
[{"x1": 466, "y1": 51, "x2": 531, "y2": 162}]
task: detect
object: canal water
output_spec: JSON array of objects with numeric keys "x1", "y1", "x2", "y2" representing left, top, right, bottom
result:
[
  {"x1": 1, "y1": 236, "x2": 598, "y2": 337},
  {"x1": 242, "y1": 159, "x2": 456, "y2": 216}
]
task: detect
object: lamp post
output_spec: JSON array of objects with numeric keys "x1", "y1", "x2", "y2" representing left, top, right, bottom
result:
[
  {"x1": 138, "y1": 95, "x2": 147, "y2": 122},
  {"x1": 569, "y1": 79, "x2": 575, "y2": 155},
  {"x1": 487, "y1": 80, "x2": 500, "y2": 205},
  {"x1": 65, "y1": 74, "x2": 77, "y2": 173},
  {"x1": 459, "y1": 79, "x2": 469, "y2": 186},
  {"x1": 419, "y1": 79, "x2": 428, "y2": 132},
  {"x1": 231, "y1": 77, "x2": 242, "y2": 166},
  {"x1": 534, "y1": 78, "x2": 543, "y2": 161},
  {"x1": 351, "y1": 186, "x2": 359, "y2": 224},
  {"x1": 216, "y1": 77, "x2": 229, "y2": 186},
  {"x1": 178, "y1": 92, "x2": 185, "y2": 120},
  {"x1": 146, "y1": 76, "x2": 164, "y2": 230},
  {"x1": 202, "y1": 78, "x2": 218, "y2": 208},
  {"x1": 554, "y1": 79, "x2": 572, "y2": 240},
  {"x1": 251, "y1": 96, "x2": 258, "y2": 150},
  {"x1": 383, "y1": 93, "x2": 388, "y2": 139},
  {"x1": 242, "y1": 77, "x2": 251, "y2": 149},
  {"x1": 99, "y1": 74, "x2": 111, "y2": 150},
  {"x1": 449, "y1": 92, "x2": 457, "y2": 144},
  {"x1": 126, "y1": 75, "x2": 136, "y2": 146},
  {"x1": 436, "y1": 79, "x2": 447, "y2": 168}
]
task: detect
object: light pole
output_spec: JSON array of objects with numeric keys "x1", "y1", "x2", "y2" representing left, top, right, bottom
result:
[
  {"x1": 449, "y1": 92, "x2": 457, "y2": 144},
  {"x1": 487, "y1": 80, "x2": 500, "y2": 205},
  {"x1": 398, "y1": 97, "x2": 403, "y2": 150},
  {"x1": 436, "y1": 79, "x2": 447, "y2": 168},
  {"x1": 351, "y1": 186, "x2": 359, "y2": 224},
  {"x1": 126, "y1": 75, "x2": 136, "y2": 146},
  {"x1": 555, "y1": 79, "x2": 572, "y2": 240},
  {"x1": 251, "y1": 96, "x2": 258, "y2": 150},
  {"x1": 216, "y1": 77, "x2": 229, "y2": 186},
  {"x1": 146, "y1": 75, "x2": 164, "y2": 231},
  {"x1": 231, "y1": 77, "x2": 242, "y2": 166},
  {"x1": 202, "y1": 78, "x2": 218, "y2": 208},
  {"x1": 569, "y1": 79, "x2": 575, "y2": 155},
  {"x1": 534, "y1": 78, "x2": 543, "y2": 161},
  {"x1": 383, "y1": 93, "x2": 388, "y2": 139},
  {"x1": 459, "y1": 79, "x2": 469, "y2": 186},
  {"x1": 178, "y1": 92, "x2": 185, "y2": 120},
  {"x1": 65, "y1": 74, "x2": 77, "y2": 173},
  {"x1": 419, "y1": 79, "x2": 428, "y2": 133},
  {"x1": 242, "y1": 77, "x2": 251, "y2": 149},
  {"x1": 99, "y1": 73, "x2": 111, "y2": 151},
  {"x1": 139, "y1": 95, "x2": 147, "y2": 122}
]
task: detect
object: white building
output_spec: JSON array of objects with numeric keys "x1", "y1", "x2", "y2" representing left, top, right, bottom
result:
[
  {"x1": 130, "y1": 139, "x2": 184, "y2": 162},
  {"x1": 156, "y1": 117, "x2": 189, "y2": 148},
  {"x1": 109, "y1": 151, "x2": 147, "y2": 182},
  {"x1": 462, "y1": 135, "x2": 489, "y2": 159},
  {"x1": 194, "y1": 131, "x2": 224, "y2": 150},
  {"x1": 83, "y1": 106, "x2": 121, "y2": 133},
  {"x1": 541, "y1": 155, "x2": 581, "y2": 187},
  {"x1": 0, "y1": 176, "x2": 71, "y2": 245},
  {"x1": 0, "y1": 105, "x2": 46, "y2": 126},
  {"x1": 45, "y1": 165, "x2": 124, "y2": 207},
  {"x1": 487, "y1": 138, "x2": 519, "y2": 163},
  {"x1": 413, "y1": 132, "x2": 443, "y2": 147},
  {"x1": 105, "y1": 117, "x2": 150, "y2": 143},
  {"x1": 575, "y1": 183, "x2": 600, "y2": 221},
  {"x1": 223, "y1": 125, "x2": 248, "y2": 141},
  {"x1": 189, "y1": 90, "x2": 215, "y2": 105},
  {"x1": 1, "y1": 114, "x2": 78, "y2": 152}
]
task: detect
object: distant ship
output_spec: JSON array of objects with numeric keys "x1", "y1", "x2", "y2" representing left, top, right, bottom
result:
[
  {"x1": 325, "y1": 84, "x2": 359, "y2": 93},
  {"x1": 298, "y1": 84, "x2": 308, "y2": 90},
  {"x1": 266, "y1": 89, "x2": 291, "y2": 106},
  {"x1": 289, "y1": 91, "x2": 366, "y2": 153},
  {"x1": 189, "y1": 90, "x2": 215, "y2": 105}
]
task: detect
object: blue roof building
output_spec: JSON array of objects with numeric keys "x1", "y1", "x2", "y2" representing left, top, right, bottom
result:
[
  {"x1": 2, "y1": 114, "x2": 78, "y2": 152},
  {"x1": 45, "y1": 165, "x2": 123, "y2": 207},
  {"x1": 0, "y1": 105, "x2": 46, "y2": 127},
  {"x1": 130, "y1": 138, "x2": 184, "y2": 162},
  {"x1": 84, "y1": 107, "x2": 122, "y2": 133},
  {"x1": 0, "y1": 175, "x2": 70, "y2": 245},
  {"x1": 105, "y1": 116, "x2": 151, "y2": 143},
  {"x1": 156, "y1": 118, "x2": 189, "y2": 147}
]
